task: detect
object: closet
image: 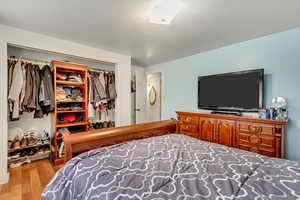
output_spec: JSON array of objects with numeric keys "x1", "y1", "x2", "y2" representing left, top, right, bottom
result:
[{"x1": 7, "y1": 45, "x2": 116, "y2": 167}]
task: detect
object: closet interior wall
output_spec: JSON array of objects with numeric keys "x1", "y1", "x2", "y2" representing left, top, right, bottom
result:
[{"x1": 7, "y1": 45, "x2": 115, "y2": 141}]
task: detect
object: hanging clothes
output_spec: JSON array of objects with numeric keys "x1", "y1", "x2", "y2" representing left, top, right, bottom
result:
[
  {"x1": 23, "y1": 63, "x2": 36, "y2": 110},
  {"x1": 99, "y1": 72, "x2": 106, "y2": 93},
  {"x1": 8, "y1": 61, "x2": 16, "y2": 92},
  {"x1": 33, "y1": 65, "x2": 43, "y2": 118},
  {"x1": 8, "y1": 60, "x2": 24, "y2": 120},
  {"x1": 90, "y1": 72, "x2": 107, "y2": 106},
  {"x1": 88, "y1": 70, "x2": 116, "y2": 124},
  {"x1": 88, "y1": 74, "x2": 96, "y2": 119},
  {"x1": 7, "y1": 59, "x2": 55, "y2": 120},
  {"x1": 108, "y1": 73, "x2": 117, "y2": 100},
  {"x1": 19, "y1": 63, "x2": 27, "y2": 113},
  {"x1": 39, "y1": 65, "x2": 55, "y2": 115}
]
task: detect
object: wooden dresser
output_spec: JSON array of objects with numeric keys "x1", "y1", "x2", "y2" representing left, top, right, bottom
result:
[{"x1": 176, "y1": 111, "x2": 288, "y2": 158}]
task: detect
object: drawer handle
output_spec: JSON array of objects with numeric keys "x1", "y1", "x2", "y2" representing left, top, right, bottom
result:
[
  {"x1": 182, "y1": 125, "x2": 192, "y2": 131},
  {"x1": 250, "y1": 126, "x2": 262, "y2": 133},
  {"x1": 250, "y1": 135, "x2": 259, "y2": 144},
  {"x1": 250, "y1": 147, "x2": 259, "y2": 153},
  {"x1": 178, "y1": 121, "x2": 184, "y2": 125},
  {"x1": 186, "y1": 117, "x2": 192, "y2": 122}
]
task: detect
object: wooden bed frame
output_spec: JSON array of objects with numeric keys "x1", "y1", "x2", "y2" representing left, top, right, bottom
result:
[{"x1": 63, "y1": 120, "x2": 177, "y2": 162}]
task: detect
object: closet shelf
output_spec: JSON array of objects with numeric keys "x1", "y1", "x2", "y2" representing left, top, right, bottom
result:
[
  {"x1": 53, "y1": 60, "x2": 89, "y2": 166},
  {"x1": 56, "y1": 100, "x2": 85, "y2": 103},
  {"x1": 56, "y1": 121, "x2": 88, "y2": 128},
  {"x1": 57, "y1": 110, "x2": 87, "y2": 113},
  {"x1": 56, "y1": 80, "x2": 85, "y2": 86},
  {"x1": 8, "y1": 142, "x2": 50, "y2": 153},
  {"x1": 8, "y1": 152, "x2": 50, "y2": 164}
]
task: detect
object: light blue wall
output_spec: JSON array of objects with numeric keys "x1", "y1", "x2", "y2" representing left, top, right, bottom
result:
[{"x1": 147, "y1": 27, "x2": 300, "y2": 161}]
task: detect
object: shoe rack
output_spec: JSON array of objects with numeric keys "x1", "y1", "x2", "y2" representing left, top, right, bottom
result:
[
  {"x1": 7, "y1": 132, "x2": 51, "y2": 168},
  {"x1": 52, "y1": 60, "x2": 88, "y2": 166}
]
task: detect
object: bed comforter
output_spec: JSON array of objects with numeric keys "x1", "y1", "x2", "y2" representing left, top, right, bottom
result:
[{"x1": 42, "y1": 134, "x2": 300, "y2": 200}]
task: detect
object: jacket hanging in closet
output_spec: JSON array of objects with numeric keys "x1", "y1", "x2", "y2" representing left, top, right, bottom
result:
[
  {"x1": 88, "y1": 70, "x2": 116, "y2": 121},
  {"x1": 8, "y1": 60, "x2": 24, "y2": 120},
  {"x1": 7, "y1": 59, "x2": 55, "y2": 120}
]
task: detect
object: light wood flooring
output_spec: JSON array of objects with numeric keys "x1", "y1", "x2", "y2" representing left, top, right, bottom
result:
[{"x1": 0, "y1": 159, "x2": 60, "y2": 200}]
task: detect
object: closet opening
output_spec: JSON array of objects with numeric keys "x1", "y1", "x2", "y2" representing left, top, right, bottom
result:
[{"x1": 7, "y1": 44, "x2": 117, "y2": 167}]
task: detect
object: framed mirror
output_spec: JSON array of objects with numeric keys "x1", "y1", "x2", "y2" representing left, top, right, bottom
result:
[{"x1": 148, "y1": 86, "x2": 157, "y2": 106}]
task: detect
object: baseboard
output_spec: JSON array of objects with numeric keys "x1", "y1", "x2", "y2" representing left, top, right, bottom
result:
[{"x1": 0, "y1": 172, "x2": 9, "y2": 184}]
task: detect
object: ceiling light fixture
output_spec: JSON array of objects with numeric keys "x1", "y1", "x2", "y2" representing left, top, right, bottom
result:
[{"x1": 149, "y1": 0, "x2": 183, "y2": 25}]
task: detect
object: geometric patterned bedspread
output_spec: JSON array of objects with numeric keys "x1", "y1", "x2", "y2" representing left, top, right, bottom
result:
[{"x1": 42, "y1": 134, "x2": 300, "y2": 200}]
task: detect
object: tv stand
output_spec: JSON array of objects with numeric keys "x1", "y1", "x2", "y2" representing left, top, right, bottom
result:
[
  {"x1": 211, "y1": 111, "x2": 242, "y2": 116},
  {"x1": 176, "y1": 111, "x2": 287, "y2": 158}
]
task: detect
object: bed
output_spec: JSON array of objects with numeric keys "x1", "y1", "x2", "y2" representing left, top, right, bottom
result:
[{"x1": 42, "y1": 120, "x2": 300, "y2": 200}]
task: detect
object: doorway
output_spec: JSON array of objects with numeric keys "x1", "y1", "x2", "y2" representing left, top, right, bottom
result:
[{"x1": 146, "y1": 72, "x2": 162, "y2": 122}]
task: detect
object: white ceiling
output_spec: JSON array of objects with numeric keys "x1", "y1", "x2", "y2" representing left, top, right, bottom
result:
[{"x1": 1, "y1": 0, "x2": 300, "y2": 66}]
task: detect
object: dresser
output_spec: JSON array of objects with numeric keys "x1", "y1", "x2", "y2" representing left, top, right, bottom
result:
[{"x1": 176, "y1": 111, "x2": 288, "y2": 158}]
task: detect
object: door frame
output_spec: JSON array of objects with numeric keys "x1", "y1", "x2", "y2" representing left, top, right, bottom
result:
[{"x1": 146, "y1": 71, "x2": 163, "y2": 121}]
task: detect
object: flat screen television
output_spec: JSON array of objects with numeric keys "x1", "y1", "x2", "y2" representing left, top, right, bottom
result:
[{"x1": 198, "y1": 69, "x2": 264, "y2": 112}]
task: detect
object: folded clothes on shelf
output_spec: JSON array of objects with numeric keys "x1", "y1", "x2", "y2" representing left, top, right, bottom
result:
[
  {"x1": 57, "y1": 126, "x2": 85, "y2": 139},
  {"x1": 56, "y1": 72, "x2": 83, "y2": 83},
  {"x1": 67, "y1": 73, "x2": 83, "y2": 82},
  {"x1": 56, "y1": 86, "x2": 83, "y2": 101},
  {"x1": 58, "y1": 113, "x2": 83, "y2": 124},
  {"x1": 56, "y1": 72, "x2": 68, "y2": 81},
  {"x1": 57, "y1": 127, "x2": 71, "y2": 135},
  {"x1": 57, "y1": 102, "x2": 83, "y2": 111}
]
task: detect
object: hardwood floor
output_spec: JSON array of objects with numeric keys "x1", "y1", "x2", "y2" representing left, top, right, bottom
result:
[{"x1": 0, "y1": 159, "x2": 60, "y2": 200}]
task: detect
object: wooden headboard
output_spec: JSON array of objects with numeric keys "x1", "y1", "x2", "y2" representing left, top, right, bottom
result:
[{"x1": 63, "y1": 120, "x2": 177, "y2": 162}]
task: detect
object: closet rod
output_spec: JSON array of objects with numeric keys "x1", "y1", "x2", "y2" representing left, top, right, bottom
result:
[
  {"x1": 8, "y1": 57, "x2": 51, "y2": 66},
  {"x1": 88, "y1": 68, "x2": 114, "y2": 73}
]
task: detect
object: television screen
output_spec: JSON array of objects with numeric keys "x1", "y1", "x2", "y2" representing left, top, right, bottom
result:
[{"x1": 198, "y1": 69, "x2": 264, "y2": 111}]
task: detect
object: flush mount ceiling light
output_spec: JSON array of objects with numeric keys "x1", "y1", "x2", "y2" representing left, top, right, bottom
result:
[{"x1": 149, "y1": 0, "x2": 183, "y2": 25}]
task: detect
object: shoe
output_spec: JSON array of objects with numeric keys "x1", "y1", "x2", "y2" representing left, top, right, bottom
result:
[
  {"x1": 103, "y1": 121, "x2": 108, "y2": 128},
  {"x1": 108, "y1": 121, "x2": 113, "y2": 128},
  {"x1": 12, "y1": 136, "x2": 21, "y2": 149},
  {"x1": 9, "y1": 157, "x2": 31, "y2": 168},
  {"x1": 28, "y1": 148, "x2": 37, "y2": 156},
  {"x1": 20, "y1": 137, "x2": 28, "y2": 147},
  {"x1": 8, "y1": 140, "x2": 12, "y2": 150},
  {"x1": 95, "y1": 122, "x2": 100, "y2": 129},
  {"x1": 42, "y1": 131, "x2": 50, "y2": 143},
  {"x1": 111, "y1": 121, "x2": 115, "y2": 127},
  {"x1": 37, "y1": 146, "x2": 44, "y2": 154},
  {"x1": 27, "y1": 135, "x2": 38, "y2": 146},
  {"x1": 8, "y1": 152, "x2": 20, "y2": 160},
  {"x1": 20, "y1": 149, "x2": 29, "y2": 157},
  {"x1": 43, "y1": 147, "x2": 50, "y2": 154}
]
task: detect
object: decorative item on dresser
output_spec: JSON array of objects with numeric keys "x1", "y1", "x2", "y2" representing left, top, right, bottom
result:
[{"x1": 176, "y1": 111, "x2": 288, "y2": 158}]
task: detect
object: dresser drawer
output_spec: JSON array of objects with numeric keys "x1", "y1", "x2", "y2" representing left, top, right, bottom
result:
[
  {"x1": 178, "y1": 115, "x2": 199, "y2": 124},
  {"x1": 238, "y1": 122, "x2": 274, "y2": 135},
  {"x1": 179, "y1": 124, "x2": 198, "y2": 133},
  {"x1": 238, "y1": 133, "x2": 275, "y2": 147}
]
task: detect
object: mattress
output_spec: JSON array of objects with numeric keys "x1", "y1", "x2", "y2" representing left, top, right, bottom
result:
[{"x1": 42, "y1": 134, "x2": 300, "y2": 200}]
